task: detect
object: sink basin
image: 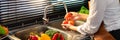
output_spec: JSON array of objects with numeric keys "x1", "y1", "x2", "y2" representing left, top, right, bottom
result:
[
  {"x1": 8, "y1": 19, "x2": 91, "y2": 40},
  {"x1": 8, "y1": 24, "x2": 72, "y2": 40},
  {"x1": 48, "y1": 19, "x2": 64, "y2": 30}
]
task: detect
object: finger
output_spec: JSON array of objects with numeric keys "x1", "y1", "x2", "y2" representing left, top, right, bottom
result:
[
  {"x1": 62, "y1": 24, "x2": 71, "y2": 28},
  {"x1": 62, "y1": 26, "x2": 67, "y2": 29},
  {"x1": 61, "y1": 24, "x2": 67, "y2": 29},
  {"x1": 61, "y1": 24, "x2": 68, "y2": 26}
]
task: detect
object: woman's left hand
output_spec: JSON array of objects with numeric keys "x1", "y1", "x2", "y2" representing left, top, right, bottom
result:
[{"x1": 61, "y1": 24, "x2": 77, "y2": 31}]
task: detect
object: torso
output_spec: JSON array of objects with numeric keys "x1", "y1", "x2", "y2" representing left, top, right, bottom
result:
[{"x1": 103, "y1": 0, "x2": 120, "y2": 31}]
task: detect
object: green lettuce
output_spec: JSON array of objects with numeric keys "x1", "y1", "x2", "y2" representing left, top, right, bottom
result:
[{"x1": 78, "y1": 6, "x2": 89, "y2": 15}]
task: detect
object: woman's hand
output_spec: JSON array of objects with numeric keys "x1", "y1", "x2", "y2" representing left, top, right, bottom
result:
[
  {"x1": 64, "y1": 12, "x2": 88, "y2": 21},
  {"x1": 77, "y1": 14, "x2": 88, "y2": 21},
  {"x1": 71, "y1": 12, "x2": 88, "y2": 21},
  {"x1": 61, "y1": 24, "x2": 77, "y2": 31},
  {"x1": 62, "y1": 12, "x2": 88, "y2": 30}
]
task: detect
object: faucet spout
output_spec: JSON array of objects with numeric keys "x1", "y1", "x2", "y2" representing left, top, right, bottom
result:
[
  {"x1": 43, "y1": 1, "x2": 68, "y2": 24},
  {"x1": 43, "y1": 6, "x2": 50, "y2": 24}
]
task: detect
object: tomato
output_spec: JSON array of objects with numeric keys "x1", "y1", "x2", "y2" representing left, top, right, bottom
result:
[
  {"x1": 64, "y1": 12, "x2": 73, "y2": 20},
  {"x1": 62, "y1": 20, "x2": 74, "y2": 25},
  {"x1": 68, "y1": 20, "x2": 74, "y2": 25},
  {"x1": 62, "y1": 20, "x2": 68, "y2": 24},
  {"x1": 66, "y1": 17, "x2": 73, "y2": 21}
]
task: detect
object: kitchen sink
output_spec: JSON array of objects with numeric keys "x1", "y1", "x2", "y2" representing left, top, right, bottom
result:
[
  {"x1": 8, "y1": 24, "x2": 73, "y2": 40},
  {"x1": 6, "y1": 19, "x2": 91, "y2": 40}
]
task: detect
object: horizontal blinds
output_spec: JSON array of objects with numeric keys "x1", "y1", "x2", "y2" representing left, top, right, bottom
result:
[
  {"x1": 0, "y1": 0, "x2": 87, "y2": 30},
  {"x1": 0, "y1": 0, "x2": 49, "y2": 30},
  {"x1": 0, "y1": 0, "x2": 48, "y2": 25}
]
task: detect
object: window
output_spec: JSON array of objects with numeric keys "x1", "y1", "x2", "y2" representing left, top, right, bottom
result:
[{"x1": 0, "y1": 0, "x2": 48, "y2": 29}]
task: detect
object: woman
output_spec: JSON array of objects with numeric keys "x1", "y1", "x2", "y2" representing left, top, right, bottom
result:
[{"x1": 62, "y1": 0, "x2": 120, "y2": 40}]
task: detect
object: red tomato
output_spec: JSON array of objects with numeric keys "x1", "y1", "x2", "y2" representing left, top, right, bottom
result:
[
  {"x1": 62, "y1": 20, "x2": 74, "y2": 25},
  {"x1": 64, "y1": 12, "x2": 73, "y2": 20},
  {"x1": 62, "y1": 20, "x2": 68, "y2": 24},
  {"x1": 66, "y1": 17, "x2": 73, "y2": 20},
  {"x1": 68, "y1": 20, "x2": 74, "y2": 25}
]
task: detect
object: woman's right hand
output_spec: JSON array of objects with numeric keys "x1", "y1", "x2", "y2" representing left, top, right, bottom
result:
[
  {"x1": 64, "y1": 12, "x2": 88, "y2": 21},
  {"x1": 64, "y1": 12, "x2": 81, "y2": 20}
]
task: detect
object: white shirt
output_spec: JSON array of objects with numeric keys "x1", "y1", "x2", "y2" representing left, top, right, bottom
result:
[{"x1": 77, "y1": 0, "x2": 120, "y2": 35}]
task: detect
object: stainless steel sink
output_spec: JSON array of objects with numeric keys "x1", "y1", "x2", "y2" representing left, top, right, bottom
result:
[
  {"x1": 8, "y1": 24, "x2": 73, "y2": 40},
  {"x1": 8, "y1": 19, "x2": 90, "y2": 40},
  {"x1": 47, "y1": 19, "x2": 64, "y2": 30}
]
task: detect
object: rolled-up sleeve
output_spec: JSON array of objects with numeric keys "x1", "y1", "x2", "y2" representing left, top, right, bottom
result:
[{"x1": 77, "y1": 0, "x2": 107, "y2": 35}]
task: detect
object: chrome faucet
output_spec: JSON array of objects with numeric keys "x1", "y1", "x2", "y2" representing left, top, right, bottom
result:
[{"x1": 43, "y1": 1, "x2": 68, "y2": 24}]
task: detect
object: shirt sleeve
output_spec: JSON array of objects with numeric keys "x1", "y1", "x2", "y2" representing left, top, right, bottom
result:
[{"x1": 77, "y1": 0, "x2": 107, "y2": 35}]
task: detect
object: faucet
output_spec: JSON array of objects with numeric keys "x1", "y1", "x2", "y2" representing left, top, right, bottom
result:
[{"x1": 43, "y1": 1, "x2": 68, "y2": 24}]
